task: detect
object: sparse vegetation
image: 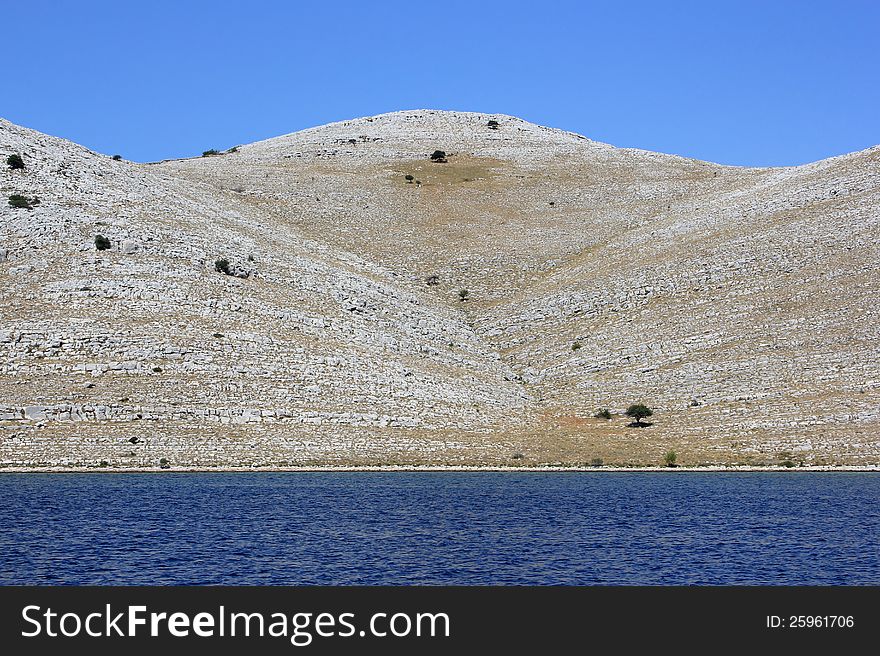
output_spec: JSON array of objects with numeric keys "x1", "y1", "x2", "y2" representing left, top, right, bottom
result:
[
  {"x1": 202, "y1": 149, "x2": 220, "y2": 157},
  {"x1": 625, "y1": 403, "x2": 653, "y2": 427},
  {"x1": 111, "y1": 154, "x2": 122, "y2": 161},
  {"x1": 7, "y1": 154, "x2": 25, "y2": 170},
  {"x1": 430, "y1": 150, "x2": 448, "y2": 163},
  {"x1": 94, "y1": 234, "x2": 112, "y2": 250},
  {"x1": 425, "y1": 274, "x2": 440, "y2": 286},
  {"x1": 664, "y1": 450, "x2": 677, "y2": 467},
  {"x1": 228, "y1": 146, "x2": 239, "y2": 153},
  {"x1": 594, "y1": 408, "x2": 612, "y2": 420},
  {"x1": 152, "y1": 366, "x2": 163, "y2": 373},
  {"x1": 590, "y1": 457, "x2": 604, "y2": 467},
  {"x1": 487, "y1": 119, "x2": 500, "y2": 130},
  {"x1": 572, "y1": 340, "x2": 582, "y2": 351},
  {"x1": 405, "y1": 174, "x2": 414, "y2": 183},
  {"x1": 511, "y1": 452, "x2": 524, "y2": 460},
  {"x1": 458, "y1": 289, "x2": 469, "y2": 301},
  {"x1": 159, "y1": 457, "x2": 170, "y2": 469},
  {"x1": 8, "y1": 194, "x2": 34, "y2": 209},
  {"x1": 215, "y1": 258, "x2": 232, "y2": 275}
]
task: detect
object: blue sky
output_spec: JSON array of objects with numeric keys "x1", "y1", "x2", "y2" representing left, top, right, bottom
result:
[{"x1": 4, "y1": 0, "x2": 878, "y2": 165}]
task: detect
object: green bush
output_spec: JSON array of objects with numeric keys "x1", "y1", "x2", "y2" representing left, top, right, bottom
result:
[
  {"x1": 111, "y1": 154, "x2": 122, "y2": 161},
  {"x1": 594, "y1": 408, "x2": 612, "y2": 420},
  {"x1": 8, "y1": 194, "x2": 33, "y2": 209},
  {"x1": 590, "y1": 457, "x2": 604, "y2": 467},
  {"x1": 487, "y1": 119, "x2": 500, "y2": 130},
  {"x1": 94, "y1": 234, "x2": 112, "y2": 250},
  {"x1": 664, "y1": 450, "x2": 677, "y2": 467},
  {"x1": 6, "y1": 154, "x2": 25, "y2": 170},
  {"x1": 572, "y1": 340, "x2": 582, "y2": 351},
  {"x1": 202, "y1": 149, "x2": 220, "y2": 157},
  {"x1": 458, "y1": 289, "x2": 469, "y2": 301},
  {"x1": 215, "y1": 258, "x2": 232, "y2": 275},
  {"x1": 430, "y1": 150, "x2": 447, "y2": 163}
]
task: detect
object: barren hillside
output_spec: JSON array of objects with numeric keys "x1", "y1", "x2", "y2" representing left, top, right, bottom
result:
[{"x1": 2, "y1": 110, "x2": 878, "y2": 468}]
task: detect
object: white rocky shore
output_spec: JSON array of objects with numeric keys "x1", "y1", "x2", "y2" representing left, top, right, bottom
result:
[{"x1": 1, "y1": 110, "x2": 878, "y2": 469}]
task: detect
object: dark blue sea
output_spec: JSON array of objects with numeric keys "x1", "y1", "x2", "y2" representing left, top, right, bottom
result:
[{"x1": 0, "y1": 473, "x2": 877, "y2": 585}]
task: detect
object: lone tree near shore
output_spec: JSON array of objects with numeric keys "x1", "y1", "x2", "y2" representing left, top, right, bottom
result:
[{"x1": 625, "y1": 403, "x2": 653, "y2": 427}]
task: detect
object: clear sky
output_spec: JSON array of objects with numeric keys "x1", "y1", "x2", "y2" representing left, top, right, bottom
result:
[{"x1": 4, "y1": 0, "x2": 878, "y2": 166}]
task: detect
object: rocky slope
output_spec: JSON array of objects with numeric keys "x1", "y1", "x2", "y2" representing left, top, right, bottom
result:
[{"x1": 2, "y1": 111, "x2": 878, "y2": 468}]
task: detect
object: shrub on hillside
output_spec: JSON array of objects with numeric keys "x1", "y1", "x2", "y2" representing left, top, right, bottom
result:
[
  {"x1": 112, "y1": 154, "x2": 122, "y2": 161},
  {"x1": 590, "y1": 457, "x2": 604, "y2": 467},
  {"x1": 8, "y1": 194, "x2": 34, "y2": 209},
  {"x1": 487, "y1": 119, "x2": 500, "y2": 130},
  {"x1": 425, "y1": 274, "x2": 439, "y2": 286},
  {"x1": 594, "y1": 408, "x2": 612, "y2": 420},
  {"x1": 215, "y1": 258, "x2": 232, "y2": 275},
  {"x1": 6, "y1": 154, "x2": 25, "y2": 170},
  {"x1": 94, "y1": 234, "x2": 112, "y2": 250},
  {"x1": 664, "y1": 450, "x2": 677, "y2": 467},
  {"x1": 458, "y1": 289, "x2": 469, "y2": 301},
  {"x1": 572, "y1": 340, "x2": 582, "y2": 351},
  {"x1": 202, "y1": 149, "x2": 220, "y2": 157},
  {"x1": 430, "y1": 150, "x2": 447, "y2": 163}
]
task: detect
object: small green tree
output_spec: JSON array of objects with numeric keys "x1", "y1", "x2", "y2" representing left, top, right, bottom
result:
[
  {"x1": 6, "y1": 154, "x2": 25, "y2": 170},
  {"x1": 112, "y1": 154, "x2": 122, "y2": 161},
  {"x1": 8, "y1": 194, "x2": 32, "y2": 209},
  {"x1": 458, "y1": 289, "x2": 469, "y2": 302},
  {"x1": 664, "y1": 450, "x2": 677, "y2": 467},
  {"x1": 94, "y1": 235, "x2": 112, "y2": 250},
  {"x1": 202, "y1": 149, "x2": 220, "y2": 157},
  {"x1": 625, "y1": 403, "x2": 653, "y2": 427},
  {"x1": 215, "y1": 258, "x2": 232, "y2": 275},
  {"x1": 594, "y1": 408, "x2": 612, "y2": 420}
]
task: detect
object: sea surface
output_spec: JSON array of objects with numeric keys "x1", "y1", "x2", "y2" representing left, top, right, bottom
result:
[{"x1": 0, "y1": 472, "x2": 877, "y2": 585}]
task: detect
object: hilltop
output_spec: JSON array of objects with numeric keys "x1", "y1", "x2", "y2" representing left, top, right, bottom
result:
[{"x1": 2, "y1": 110, "x2": 878, "y2": 468}]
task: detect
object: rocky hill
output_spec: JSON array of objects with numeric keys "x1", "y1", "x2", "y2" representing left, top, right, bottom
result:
[{"x1": 2, "y1": 110, "x2": 878, "y2": 468}]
